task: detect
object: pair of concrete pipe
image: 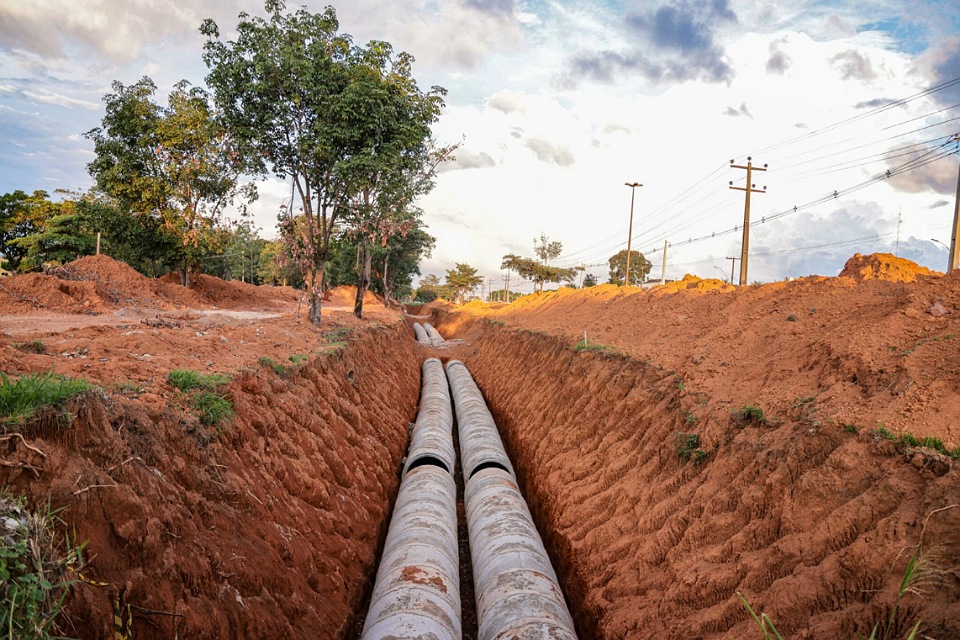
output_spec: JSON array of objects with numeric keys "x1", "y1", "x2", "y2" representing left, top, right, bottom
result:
[
  {"x1": 412, "y1": 322, "x2": 444, "y2": 346},
  {"x1": 360, "y1": 358, "x2": 577, "y2": 640}
]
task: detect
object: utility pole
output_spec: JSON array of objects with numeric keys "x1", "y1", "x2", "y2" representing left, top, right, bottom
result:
[
  {"x1": 578, "y1": 264, "x2": 584, "y2": 289},
  {"x1": 624, "y1": 182, "x2": 643, "y2": 286},
  {"x1": 660, "y1": 239, "x2": 668, "y2": 285},
  {"x1": 504, "y1": 270, "x2": 511, "y2": 303},
  {"x1": 949, "y1": 134, "x2": 960, "y2": 271},
  {"x1": 729, "y1": 157, "x2": 767, "y2": 285},
  {"x1": 726, "y1": 256, "x2": 739, "y2": 284}
]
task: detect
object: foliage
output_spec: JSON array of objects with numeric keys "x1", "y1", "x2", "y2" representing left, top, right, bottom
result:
[
  {"x1": 257, "y1": 239, "x2": 304, "y2": 288},
  {"x1": 870, "y1": 425, "x2": 960, "y2": 459},
  {"x1": 673, "y1": 432, "x2": 707, "y2": 463},
  {"x1": 732, "y1": 404, "x2": 767, "y2": 426},
  {"x1": 502, "y1": 234, "x2": 575, "y2": 293},
  {"x1": 13, "y1": 340, "x2": 47, "y2": 355},
  {"x1": 166, "y1": 369, "x2": 230, "y2": 392},
  {"x1": 445, "y1": 263, "x2": 483, "y2": 303},
  {"x1": 488, "y1": 288, "x2": 525, "y2": 303},
  {"x1": 202, "y1": 2, "x2": 449, "y2": 324},
  {"x1": 737, "y1": 543, "x2": 932, "y2": 639},
  {"x1": 0, "y1": 490, "x2": 85, "y2": 639},
  {"x1": 414, "y1": 273, "x2": 446, "y2": 302},
  {"x1": 574, "y1": 340, "x2": 611, "y2": 352},
  {"x1": 85, "y1": 77, "x2": 254, "y2": 286},
  {"x1": 0, "y1": 190, "x2": 47, "y2": 272},
  {"x1": 0, "y1": 371, "x2": 92, "y2": 429},
  {"x1": 608, "y1": 248, "x2": 652, "y2": 286},
  {"x1": 200, "y1": 218, "x2": 267, "y2": 283},
  {"x1": 288, "y1": 353, "x2": 309, "y2": 364},
  {"x1": 583, "y1": 273, "x2": 598, "y2": 287},
  {"x1": 191, "y1": 391, "x2": 234, "y2": 427}
]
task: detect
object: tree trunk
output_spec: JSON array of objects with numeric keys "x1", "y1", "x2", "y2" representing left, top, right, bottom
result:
[
  {"x1": 179, "y1": 261, "x2": 190, "y2": 288},
  {"x1": 353, "y1": 237, "x2": 372, "y2": 319},
  {"x1": 381, "y1": 252, "x2": 392, "y2": 307},
  {"x1": 307, "y1": 263, "x2": 323, "y2": 326}
]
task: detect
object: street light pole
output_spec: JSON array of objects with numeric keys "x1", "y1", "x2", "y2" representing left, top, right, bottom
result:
[{"x1": 624, "y1": 182, "x2": 643, "y2": 286}]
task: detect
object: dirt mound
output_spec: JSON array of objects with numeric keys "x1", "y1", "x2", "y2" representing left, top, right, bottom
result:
[
  {"x1": 179, "y1": 273, "x2": 299, "y2": 309},
  {"x1": 323, "y1": 285, "x2": 384, "y2": 309},
  {"x1": 840, "y1": 252, "x2": 939, "y2": 283},
  {"x1": 655, "y1": 273, "x2": 734, "y2": 295}
]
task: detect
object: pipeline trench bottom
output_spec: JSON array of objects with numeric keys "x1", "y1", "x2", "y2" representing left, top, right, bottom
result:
[{"x1": 354, "y1": 355, "x2": 578, "y2": 640}]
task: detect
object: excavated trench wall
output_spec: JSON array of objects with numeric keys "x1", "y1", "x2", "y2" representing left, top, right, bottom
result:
[
  {"x1": 435, "y1": 315, "x2": 960, "y2": 640},
  {"x1": 3, "y1": 322, "x2": 420, "y2": 640}
]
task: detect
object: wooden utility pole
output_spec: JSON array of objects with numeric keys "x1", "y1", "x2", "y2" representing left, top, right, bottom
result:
[
  {"x1": 660, "y1": 239, "x2": 668, "y2": 284},
  {"x1": 503, "y1": 271, "x2": 511, "y2": 302},
  {"x1": 950, "y1": 134, "x2": 960, "y2": 271},
  {"x1": 624, "y1": 182, "x2": 643, "y2": 286},
  {"x1": 726, "y1": 256, "x2": 739, "y2": 284},
  {"x1": 95, "y1": 231, "x2": 101, "y2": 255},
  {"x1": 729, "y1": 157, "x2": 767, "y2": 285}
]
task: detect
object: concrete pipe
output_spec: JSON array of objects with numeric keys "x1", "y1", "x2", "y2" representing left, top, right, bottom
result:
[
  {"x1": 360, "y1": 359, "x2": 460, "y2": 640},
  {"x1": 403, "y1": 358, "x2": 455, "y2": 476},
  {"x1": 445, "y1": 361, "x2": 577, "y2": 640},
  {"x1": 422, "y1": 322, "x2": 444, "y2": 346},
  {"x1": 412, "y1": 322, "x2": 431, "y2": 344},
  {"x1": 445, "y1": 360, "x2": 515, "y2": 480}
]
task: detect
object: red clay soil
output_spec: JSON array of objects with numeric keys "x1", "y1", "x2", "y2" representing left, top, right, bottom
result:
[
  {"x1": 0, "y1": 257, "x2": 416, "y2": 639},
  {"x1": 431, "y1": 252, "x2": 960, "y2": 639}
]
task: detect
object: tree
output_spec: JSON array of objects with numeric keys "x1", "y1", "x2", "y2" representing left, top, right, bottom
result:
[
  {"x1": 608, "y1": 249, "x2": 651, "y2": 285},
  {"x1": 0, "y1": 190, "x2": 47, "y2": 271},
  {"x1": 414, "y1": 273, "x2": 444, "y2": 303},
  {"x1": 501, "y1": 234, "x2": 575, "y2": 293},
  {"x1": 85, "y1": 77, "x2": 253, "y2": 286},
  {"x1": 583, "y1": 273, "x2": 598, "y2": 287},
  {"x1": 445, "y1": 263, "x2": 483, "y2": 303},
  {"x1": 258, "y1": 239, "x2": 303, "y2": 288},
  {"x1": 202, "y1": 2, "x2": 450, "y2": 324}
]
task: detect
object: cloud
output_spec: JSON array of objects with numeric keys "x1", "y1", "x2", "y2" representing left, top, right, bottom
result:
[
  {"x1": 854, "y1": 98, "x2": 896, "y2": 109},
  {"x1": 887, "y1": 148, "x2": 958, "y2": 194},
  {"x1": 927, "y1": 199, "x2": 950, "y2": 209},
  {"x1": 21, "y1": 89, "x2": 99, "y2": 110},
  {"x1": 566, "y1": 0, "x2": 736, "y2": 86},
  {"x1": 0, "y1": 0, "x2": 201, "y2": 63},
  {"x1": 723, "y1": 102, "x2": 752, "y2": 118},
  {"x1": 766, "y1": 49, "x2": 791, "y2": 74},
  {"x1": 830, "y1": 50, "x2": 877, "y2": 81},
  {"x1": 464, "y1": 0, "x2": 514, "y2": 18},
  {"x1": 487, "y1": 91, "x2": 527, "y2": 114},
  {"x1": 525, "y1": 137, "x2": 574, "y2": 166},
  {"x1": 440, "y1": 148, "x2": 496, "y2": 172},
  {"x1": 914, "y1": 36, "x2": 960, "y2": 108}
]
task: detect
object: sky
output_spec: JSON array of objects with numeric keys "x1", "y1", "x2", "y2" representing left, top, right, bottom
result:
[{"x1": 2, "y1": 0, "x2": 960, "y2": 292}]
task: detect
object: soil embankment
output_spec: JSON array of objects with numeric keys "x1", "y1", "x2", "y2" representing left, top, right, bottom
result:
[
  {"x1": 1, "y1": 257, "x2": 418, "y2": 639},
  {"x1": 431, "y1": 253, "x2": 960, "y2": 639}
]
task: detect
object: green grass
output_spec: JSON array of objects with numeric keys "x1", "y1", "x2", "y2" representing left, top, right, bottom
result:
[
  {"x1": 0, "y1": 371, "x2": 92, "y2": 429},
  {"x1": 12, "y1": 339, "x2": 47, "y2": 355},
  {"x1": 288, "y1": 353, "x2": 309, "y2": 365},
  {"x1": 321, "y1": 326, "x2": 354, "y2": 343},
  {"x1": 732, "y1": 404, "x2": 767, "y2": 426},
  {"x1": 871, "y1": 425, "x2": 960, "y2": 459},
  {"x1": 737, "y1": 544, "x2": 931, "y2": 640},
  {"x1": 573, "y1": 340, "x2": 612, "y2": 352},
  {"x1": 191, "y1": 391, "x2": 234, "y2": 427},
  {"x1": 166, "y1": 369, "x2": 230, "y2": 392},
  {"x1": 0, "y1": 489, "x2": 86, "y2": 639},
  {"x1": 673, "y1": 432, "x2": 706, "y2": 463},
  {"x1": 841, "y1": 423, "x2": 860, "y2": 434}
]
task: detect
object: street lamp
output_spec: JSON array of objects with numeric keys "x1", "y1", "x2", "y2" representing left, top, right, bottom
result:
[
  {"x1": 624, "y1": 182, "x2": 643, "y2": 286},
  {"x1": 713, "y1": 265, "x2": 727, "y2": 282},
  {"x1": 931, "y1": 238, "x2": 949, "y2": 251}
]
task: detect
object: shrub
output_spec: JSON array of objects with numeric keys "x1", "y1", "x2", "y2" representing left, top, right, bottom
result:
[
  {"x1": 191, "y1": 391, "x2": 234, "y2": 427},
  {"x1": 288, "y1": 354, "x2": 309, "y2": 365},
  {"x1": 0, "y1": 371, "x2": 92, "y2": 428},
  {"x1": 166, "y1": 369, "x2": 230, "y2": 392},
  {"x1": 0, "y1": 490, "x2": 85, "y2": 639},
  {"x1": 733, "y1": 404, "x2": 766, "y2": 426},
  {"x1": 673, "y1": 432, "x2": 703, "y2": 462},
  {"x1": 13, "y1": 340, "x2": 47, "y2": 355},
  {"x1": 573, "y1": 340, "x2": 611, "y2": 352}
]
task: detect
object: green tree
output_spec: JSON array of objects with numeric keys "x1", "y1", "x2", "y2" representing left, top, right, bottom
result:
[
  {"x1": 583, "y1": 273, "x2": 598, "y2": 287},
  {"x1": 414, "y1": 273, "x2": 444, "y2": 303},
  {"x1": 501, "y1": 234, "x2": 575, "y2": 293},
  {"x1": 608, "y1": 249, "x2": 651, "y2": 286},
  {"x1": 258, "y1": 239, "x2": 303, "y2": 288},
  {"x1": 78, "y1": 196, "x2": 182, "y2": 276},
  {"x1": 0, "y1": 190, "x2": 47, "y2": 271},
  {"x1": 85, "y1": 77, "x2": 253, "y2": 286},
  {"x1": 334, "y1": 222, "x2": 435, "y2": 304},
  {"x1": 203, "y1": 3, "x2": 451, "y2": 324},
  {"x1": 444, "y1": 263, "x2": 483, "y2": 303}
]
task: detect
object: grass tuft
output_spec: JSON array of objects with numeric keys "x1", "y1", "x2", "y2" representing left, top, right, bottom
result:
[
  {"x1": 166, "y1": 369, "x2": 230, "y2": 392},
  {"x1": 732, "y1": 404, "x2": 767, "y2": 426},
  {"x1": 191, "y1": 391, "x2": 234, "y2": 427},
  {"x1": 573, "y1": 340, "x2": 611, "y2": 352},
  {"x1": 0, "y1": 371, "x2": 92, "y2": 429},
  {"x1": 673, "y1": 432, "x2": 706, "y2": 463},
  {"x1": 13, "y1": 339, "x2": 47, "y2": 355},
  {"x1": 0, "y1": 489, "x2": 86, "y2": 639}
]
